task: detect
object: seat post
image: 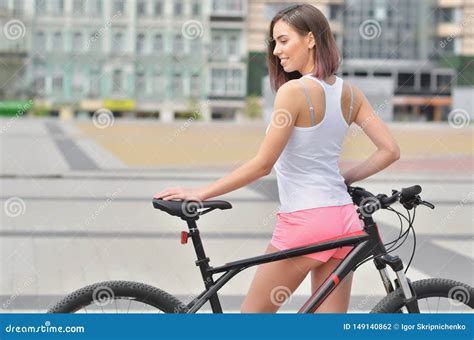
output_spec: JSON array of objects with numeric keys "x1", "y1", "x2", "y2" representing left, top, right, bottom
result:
[
  {"x1": 185, "y1": 219, "x2": 223, "y2": 313},
  {"x1": 185, "y1": 219, "x2": 209, "y2": 266}
]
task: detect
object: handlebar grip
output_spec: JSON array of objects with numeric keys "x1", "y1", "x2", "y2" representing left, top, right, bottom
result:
[{"x1": 401, "y1": 185, "x2": 422, "y2": 199}]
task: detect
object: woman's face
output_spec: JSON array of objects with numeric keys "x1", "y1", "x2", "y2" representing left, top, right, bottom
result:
[{"x1": 272, "y1": 19, "x2": 314, "y2": 74}]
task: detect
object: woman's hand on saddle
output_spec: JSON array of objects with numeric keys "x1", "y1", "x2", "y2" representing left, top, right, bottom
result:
[{"x1": 154, "y1": 186, "x2": 206, "y2": 202}]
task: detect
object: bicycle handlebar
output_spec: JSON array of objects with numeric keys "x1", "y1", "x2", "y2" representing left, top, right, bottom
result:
[{"x1": 347, "y1": 184, "x2": 435, "y2": 215}]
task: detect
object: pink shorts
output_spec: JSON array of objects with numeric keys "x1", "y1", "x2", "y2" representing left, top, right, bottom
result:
[{"x1": 271, "y1": 203, "x2": 364, "y2": 263}]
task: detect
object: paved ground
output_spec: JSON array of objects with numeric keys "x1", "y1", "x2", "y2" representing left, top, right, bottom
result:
[{"x1": 0, "y1": 118, "x2": 472, "y2": 313}]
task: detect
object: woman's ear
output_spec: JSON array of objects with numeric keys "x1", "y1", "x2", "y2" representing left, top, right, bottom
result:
[{"x1": 307, "y1": 32, "x2": 315, "y2": 49}]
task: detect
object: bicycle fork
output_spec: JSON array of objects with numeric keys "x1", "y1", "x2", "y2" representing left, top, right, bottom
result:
[{"x1": 374, "y1": 255, "x2": 420, "y2": 313}]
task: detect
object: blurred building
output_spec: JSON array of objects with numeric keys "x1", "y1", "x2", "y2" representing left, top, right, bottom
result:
[
  {"x1": 341, "y1": 0, "x2": 467, "y2": 122},
  {"x1": 0, "y1": 0, "x2": 31, "y2": 113},
  {"x1": 1, "y1": 0, "x2": 471, "y2": 122},
  {"x1": 0, "y1": 0, "x2": 248, "y2": 121},
  {"x1": 256, "y1": 0, "x2": 472, "y2": 122},
  {"x1": 435, "y1": 0, "x2": 474, "y2": 121}
]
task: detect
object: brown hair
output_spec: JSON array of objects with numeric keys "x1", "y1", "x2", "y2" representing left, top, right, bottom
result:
[{"x1": 267, "y1": 4, "x2": 340, "y2": 91}]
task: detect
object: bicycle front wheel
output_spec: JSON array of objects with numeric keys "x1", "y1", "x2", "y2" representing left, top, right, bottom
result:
[
  {"x1": 48, "y1": 281, "x2": 188, "y2": 313},
  {"x1": 371, "y1": 278, "x2": 473, "y2": 313}
]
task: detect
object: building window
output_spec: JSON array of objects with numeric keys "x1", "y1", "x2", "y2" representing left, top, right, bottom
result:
[
  {"x1": 137, "y1": 0, "x2": 147, "y2": 16},
  {"x1": 227, "y1": 69, "x2": 242, "y2": 94},
  {"x1": 228, "y1": 35, "x2": 239, "y2": 57},
  {"x1": 173, "y1": 73, "x2": 183, "y2": 96},
  {"x1": 52, "y1": 74, "x2": 63, "y2": 94},
  {"x1": 12, "y1": 0, "x2": 24, "y2": 16},
  {"x1": 212, "y1": 0, "x2": 243, "y2": 13},
  {"x1": 89, "y1": 32, "x2": 102, "y2": 52},
  {"x1": 211, "y1": 35, "x2": 224, "y2": 58},
  {"x1": 52, "y1": 32, "x2": 63, "y2": 51},
  {"x1": 438, "y1": 7, "x2": 455, "y2": 23},
  {"x1": 136, "y1": 33, "x2": 146, "y2": 54},
  {"x1": 89, "y1": 67, "x2": 101, "y2": 97},
  {"x1": 34, "y1": 75, "x2": 46, "y2": 95},
  {"x1": 190, "y1": 74, "x2": 200, "y2": 97},
  {"x1": 73, "y1": 32, "x2": 83, "y2": 51},
  {"x1": 398, "y1": 72, "x2": 415, "y2": 90},
  {"x1": 173, "y1": 34, "x2": 183, "y2": 54},
  {"x1": 35, "y1": 0, "x2": 46, "y2": 15},
  {"x1": 211, "y1": 68, "x2": 243, "y2": 96},
  {"x1": 191, "y1": 0, "x2": 200, "y2": 16},
  {"x1": 329, "y1": 4, "x2": 342, "y2": 20},
  {"x1": 173, "y1": 0, "x2": 183, "y2": 16},
  {"x1": 153, "y1": 34, "x2": 163, "y2": 52},
  {"x1": 73, "y1": 0, "x2": 85, "y2": 15},
  {"x1": 135, "y1": 71, "x2": 146, "y2": 96},
  {"x1": 420, "y1": 73, "x2": 431, "y2": 88},
  {"x1": 89, "y1": 0, "x2": 102, "y2": 16},
  {"x1": 153, "y1": 0, "x2": 163, "y2": 16},
  {"x1": 153, "y1": 72, "x2": 163, "y2": 95},
  {"x1": 113, "y1": 0, "x2": 125, "y2": 14},
  {"x1": 72, "y1": 70, "x2": 84, "y2": 95},
  {"x1": 190, "y1": 38, "x2": 201, "y2": 55},
  {"x1": 112, "y1": 32, "x2": 123, "y2": 53},
  {"x1": 112, "y1": 69, "x2": 122, "y2": 93},
  {"x1": 211, "y1": 69, "x2": 226, "y2": 95},
  {"x1": 436, "y1": 74, "x2": 452, "y2": 91},
  {"x1": 34, "y1": 32, "x2": 46, "y2": 50},
  {"x1": 34, "y1": 63, "x2": 46, "y2": 95},
  {"x1": 51, "y1": 0, "x2": 64, "y2": 15}
]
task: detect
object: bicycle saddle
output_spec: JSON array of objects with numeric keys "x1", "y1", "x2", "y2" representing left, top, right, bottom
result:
[{"x1": 152, "y1": 198, "x2": 232, "y2": 219}]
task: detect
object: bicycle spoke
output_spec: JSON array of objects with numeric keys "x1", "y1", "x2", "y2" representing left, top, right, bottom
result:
[
  {"x1": 425, "y1": 298, "x2": 431, "y2": 313},
  {"x1": 127, "y1": 299, "x2": 132, "y2": 314},
  {"x1": 436, "y1": 297, "x2": 440, "y2": 313}
]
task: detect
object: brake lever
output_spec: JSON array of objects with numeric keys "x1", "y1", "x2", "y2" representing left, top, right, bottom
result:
[{"x1": 420, "y1": 200, "x2": 435, "y2": 209}]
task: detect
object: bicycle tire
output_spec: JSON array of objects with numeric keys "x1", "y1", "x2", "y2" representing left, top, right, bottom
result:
[
  {"x1": 48, "y1": 280, "x2": 189, "y2": 313},
  {"x1": 371, "y1": 278, "x2": 474, "y2": 313}
]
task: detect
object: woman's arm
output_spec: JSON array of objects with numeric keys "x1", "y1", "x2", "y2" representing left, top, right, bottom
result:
[
  {"x1": 155, "y1": 80, "x2": 303, "y2": 201},
  {"x1": 341, "y1": 86, "x2": 400, "y2": 186}
]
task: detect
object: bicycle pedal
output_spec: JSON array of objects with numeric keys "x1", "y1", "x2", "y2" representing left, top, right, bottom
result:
[{"x1": 181, "y1": 231, "x2": 189, "y2": 244}]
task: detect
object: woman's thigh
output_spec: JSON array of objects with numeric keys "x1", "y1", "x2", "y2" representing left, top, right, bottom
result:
[
  {"x1": 241, "y1": 243, "x2": 323, "y2": 313},
  {"x1": 310, "y1": 258, "x2": 354, "y2": 313}
]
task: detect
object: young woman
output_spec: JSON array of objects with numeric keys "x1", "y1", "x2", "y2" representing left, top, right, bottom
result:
[{"x1": 154, "y1": 4, "x2": 400, "y2": 313}]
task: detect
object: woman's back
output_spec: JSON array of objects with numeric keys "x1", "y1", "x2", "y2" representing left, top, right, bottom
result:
[{"x1": 272, "y1": 75, "x2": 355, "y2": 213}]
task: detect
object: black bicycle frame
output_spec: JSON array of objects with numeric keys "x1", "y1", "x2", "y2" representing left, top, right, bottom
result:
[{"x1": 182, "y1": 214, "x2": 388, "y2": 314}]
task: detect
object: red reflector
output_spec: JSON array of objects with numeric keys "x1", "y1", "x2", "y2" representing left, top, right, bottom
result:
[{"x1": 180, "y1": 231, "x2": 188, "y2": 244}]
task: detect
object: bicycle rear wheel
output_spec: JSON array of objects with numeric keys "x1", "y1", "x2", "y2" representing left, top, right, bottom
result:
[
  {"x1": 371, "y1": 278, "x2": 473, "y2": 313},
  {"x1": 48, "y1": 281, "x2": 188, "y2": 313}
]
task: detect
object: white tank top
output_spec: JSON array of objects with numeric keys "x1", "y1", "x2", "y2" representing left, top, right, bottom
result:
[{"x1": 267, "y1": 75, "x2": 354, "y2": 213}]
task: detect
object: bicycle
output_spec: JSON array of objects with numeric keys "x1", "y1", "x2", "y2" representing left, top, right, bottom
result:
[{"x1": 48, "y1": 184, "x2": 473, "y2": 313}]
